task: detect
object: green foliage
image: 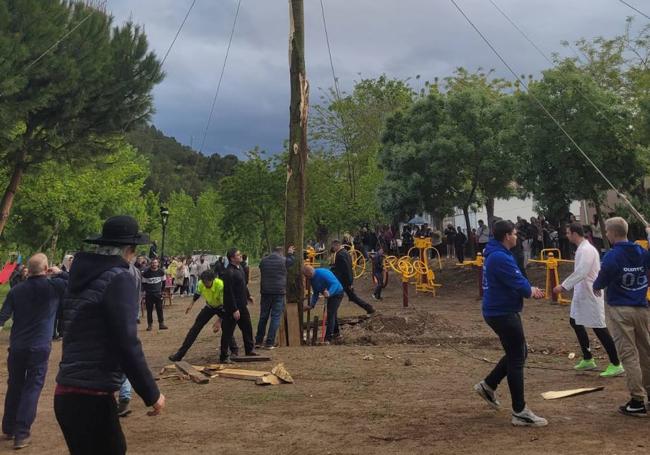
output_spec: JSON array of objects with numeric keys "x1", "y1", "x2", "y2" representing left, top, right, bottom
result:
[
  {"x1": 219, "y1": 149, "x2": 284, "y2": 257},
  {"x1": 126, "y1": 125, "x2": 239, "y2": 199}
]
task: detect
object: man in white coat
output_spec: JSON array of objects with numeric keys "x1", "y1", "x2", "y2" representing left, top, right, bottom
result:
[{"x1": 553, "y1": 223, "x2": 624, "y2": 377}]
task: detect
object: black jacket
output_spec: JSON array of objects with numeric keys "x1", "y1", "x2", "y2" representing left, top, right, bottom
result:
[
  {"x1": 223, "y1": 263, "x2": 250, "y2": 315},
  {"x1": 141, "y1": 267, "x2": 165, "y2": 296},
  {"x1": 56, "y1": 252, "x2": 159, "y2": 406},
  {"x1": 332, "y1": 248, "x2": 354, "y2": 288},
  {"x1": 259, "y1": 252, "x2": 295, "y2": 295}
]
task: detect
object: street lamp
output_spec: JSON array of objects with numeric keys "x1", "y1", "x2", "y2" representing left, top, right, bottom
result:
[{"x1": 160, "y1": 206, "x2": 169, "y2": 262}]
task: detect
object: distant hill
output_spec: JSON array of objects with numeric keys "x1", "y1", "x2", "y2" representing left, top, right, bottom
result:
[{"x1": 126, "y1": 125, "x2": 239, "y2": 200}]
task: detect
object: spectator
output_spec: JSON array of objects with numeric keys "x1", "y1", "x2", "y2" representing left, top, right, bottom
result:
[
  {"x1": 0, "y1": 254, "x2": 67, "y2": 449},
  {"x1": 371, "y1": 247, "x2": 385, "y2": 300},
  {"x1": 477, "y1": 220, "x2": 490, "y2": 253},
  {"x1": 255, "y1": 246, "x2": 295, "y2": 349},
  {"x1": 444, "y1": 224, "x2": 457, "y2": 259},
  {"x1": 454, "y1": 227, "x2": 467, "y2": 263},
  {"x1": 9, "y1": 265, "x2": 28, "y2": 289},
  {"x1": 142, "y1": 258, "x2": 168, "y2": 331},
  {"x1": 54, "y1": 216, "x2": 164, "y2": 454}
]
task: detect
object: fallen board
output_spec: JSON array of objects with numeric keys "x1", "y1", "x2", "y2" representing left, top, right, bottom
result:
[
  {"x1": 541, "y1": 386, "x2": 605, "y2": 400},
  {"x1": 217, "y1": 369, "x2": 269, "y2": 381},
  {"x1": 231, "y1": 355, "x2": 272, "y2": 363},
  {"x1": 174, "y1": 361, "x2": 209, "y2": 384},
  {"x1": 255, "y1": 374, "x2": 282, "y2": 386}
]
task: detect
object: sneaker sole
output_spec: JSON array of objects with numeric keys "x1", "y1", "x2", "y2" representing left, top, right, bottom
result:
[
  {"x1": 600, "y1": 370, "x2": 625, "y2": 378},
  {"x1": 474, "y1": 383, "x2": 500, "y2": 410},
  {"x1": 618, "y1": 409, "x2": 648, "y2": 418},
  {"x1": 512, "y1": 417, "x2": 548, "y2": 427},
  {"x1": 574, "y1": 366, "x2": 597, "y2": 371}
]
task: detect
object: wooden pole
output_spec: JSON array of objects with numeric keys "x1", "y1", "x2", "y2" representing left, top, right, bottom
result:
[{"x1": 284, "y1": 0, "x2": 309, "y2": 345}]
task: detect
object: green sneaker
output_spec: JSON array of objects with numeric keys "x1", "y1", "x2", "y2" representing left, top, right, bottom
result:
[
  {"x1": 574, "y1": 358, "x2": 597, "y2": 371},
  {"x1": 600, "y1": 363, "x2": 625, "y2": 378}
]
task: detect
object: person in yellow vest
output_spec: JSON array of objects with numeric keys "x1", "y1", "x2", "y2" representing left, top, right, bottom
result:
[{"x1": 168, "y1": 270, "x2": 238, "y2": 361}]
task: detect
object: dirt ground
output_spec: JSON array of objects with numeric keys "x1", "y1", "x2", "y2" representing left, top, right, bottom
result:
[{"x1": 0, "y1": 260, "x2": 648, "y2": 454}]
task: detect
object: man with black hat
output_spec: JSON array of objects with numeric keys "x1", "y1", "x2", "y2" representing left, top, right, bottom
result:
[
  {"x1": 331, "y1": 240, "x2": 375, "y2": 315},
  {"x1": 54, "y1": 216, "x2": 165, "y2": 454}
]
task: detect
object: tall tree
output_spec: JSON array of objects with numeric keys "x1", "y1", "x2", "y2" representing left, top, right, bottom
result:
[{"x1": 0, "y1": 0, "x2": 163, "y2": 235}]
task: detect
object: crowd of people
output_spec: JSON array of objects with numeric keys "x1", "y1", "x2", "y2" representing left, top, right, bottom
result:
[{"x1": 2, "y1": 211, "x2": 650, "y2": 452}]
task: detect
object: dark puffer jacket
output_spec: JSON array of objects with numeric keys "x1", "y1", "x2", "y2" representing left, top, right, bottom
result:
[
  {"x1": 259, "y1": 252, "x2": 295, "y2": 295},
  {"x1": 56, "y1": 252, "x2": 159, "y2": 406}
]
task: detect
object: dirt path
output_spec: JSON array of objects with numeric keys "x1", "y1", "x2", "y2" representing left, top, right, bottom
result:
[{"x1": 0, "y1": 262, "x2": 647, "y2": 454}]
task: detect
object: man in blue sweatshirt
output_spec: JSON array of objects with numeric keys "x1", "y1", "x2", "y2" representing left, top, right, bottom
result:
[
  {"x1": 0, "y1": 254, "x2": 68, "y2": 449},
  {"x1": 593, "y1": 217, "x2": 650, "y2": 417},
  {"x1": 303, "y1": 265, "x2": 344, "y2": 343},
  {"x1": 474, "y1": 220, "x2": 547, "y2": 427}
]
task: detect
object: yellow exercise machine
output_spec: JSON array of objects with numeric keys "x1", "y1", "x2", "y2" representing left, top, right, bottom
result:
[{"x1": 528, "y1": 249, "x2": 574, "y2": 305}]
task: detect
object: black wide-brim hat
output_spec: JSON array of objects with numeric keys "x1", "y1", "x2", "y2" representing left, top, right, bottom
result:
[{"x1": 84, "y1": 215, "x2": 150, "y2": 246}]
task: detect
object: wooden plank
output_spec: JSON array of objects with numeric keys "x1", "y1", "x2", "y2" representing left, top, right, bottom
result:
[
  {"x1": 311, "y1": 315, "x2": 318, "y2": 345},
  {"x1": 255, "y1": 374, "x2": 282, "y2": 386},
  {"x1": 217, "y1": 368, "x2": 269, "y2": 381},
  {"x1": 278, "y1": 309, "x2": 288, "y2": 346},
  {"x1": 231, "y1": 355, "x2": 272, "y2": 363},
  {"x1": 541, "y1": 387, "x2": 604, "y2": 400},
  {"x1": 285, "y1": 302, "x2": 301, "y2": 347},
  {"x1": 174, "y1": 361, "x2": 209, "y2": 384}
]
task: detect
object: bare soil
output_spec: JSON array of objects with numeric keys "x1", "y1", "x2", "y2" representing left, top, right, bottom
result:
[{"x1": 0, "y1": 261, "x2": 648, "y2": 454}]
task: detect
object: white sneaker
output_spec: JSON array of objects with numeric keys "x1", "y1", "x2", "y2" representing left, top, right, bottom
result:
[
  {"x1": 512, "y1": 407, "x2": 548, "y2": 427},
  {"x1": 474, "y1": 380, "x2": 500, "y2": 409}
]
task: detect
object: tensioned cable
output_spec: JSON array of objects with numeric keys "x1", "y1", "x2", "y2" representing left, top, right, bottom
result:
[
  {"x1": 449, "y1": 0, "x2": 648, "y2": 226},
  {"x1": 488, "y1": 0, "x2": 634, "y2": 148},
  {"x1": 617, "y1": 0, "x2": 650, "y2": 21},
  {"x1": 160, "y1": 0, "x2": 198, "y2": 69},
  {"x1": 198, "y1": 0, "x2": 242, "y2": 154},
  {"x1": 320, "y1": 0, "x2": 341, "y2": 100}
]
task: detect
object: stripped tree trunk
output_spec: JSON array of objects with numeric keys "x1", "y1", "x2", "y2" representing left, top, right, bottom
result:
[
  {"x1": 285, "y1": 0, "x2": 309, "y2": 345},
  {"x1": 0, "y1": 149, "x2": 28, "y2": 236}
]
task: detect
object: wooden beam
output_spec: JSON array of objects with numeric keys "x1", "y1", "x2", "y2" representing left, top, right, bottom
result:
[
  {"x1": 541, "y1": 387, "x2": 605, "y2": 400},
  {"x1": 217, "y1": 369, "x2": 269, "y2": 381},
  {"x1": 174, "y1": 361, "x2": 209, "y2": 384},
  {"x1": 231, "y1": 355, "x2": 272, "y2": 363}
]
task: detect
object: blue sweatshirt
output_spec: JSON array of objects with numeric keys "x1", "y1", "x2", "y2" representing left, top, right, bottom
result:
[
  {"x1": 482, "y1": 239, "x2": 532, "y2": 317},
  {"x1": 0, "y1": 273, "x2": 68, "y2": 350},
  {"x1": 309, "y1": 268, "x2": 344, "y2": 308},
  {"x1": 593, "y1": 241, "x2": 650, "y2": 307}
]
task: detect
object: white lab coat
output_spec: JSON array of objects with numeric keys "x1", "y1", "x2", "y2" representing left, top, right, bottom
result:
[{"x1": 561, "y1": 239, "x2": 606, "y2": 328}]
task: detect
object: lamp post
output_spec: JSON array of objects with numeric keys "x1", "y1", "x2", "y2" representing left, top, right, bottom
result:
[{"x1": 160, "y1": 206, "x2": 169, "y2": 262}]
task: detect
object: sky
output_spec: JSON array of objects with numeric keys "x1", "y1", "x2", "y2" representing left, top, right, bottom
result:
[{"x1": 106, "y1": 0, "x2": 647, "y2": 158}]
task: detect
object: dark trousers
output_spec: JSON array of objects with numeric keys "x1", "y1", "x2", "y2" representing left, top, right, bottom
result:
[
  {"x1": 255, "y1": 294, "x2": 285, "y2": 347},
  {"x1": 54, "y1": 393, "x2": 126, "y2": 455},
  {"x1": 455, "y1": 244, "x2": 465, "y2": 263},
  {"x1": 145, "y1": 293, "x2": 164, "y2": 326},
  {"x1": 220, "y1": 306, "x2": 255, "y2": 360},
  {"x1": 344, "y1": 285, "x2": 374, "y2": 313},
  {"x1": 570, "y1": 317, "x2": 620, "y2": 365},
  {"x1": 478, "y1": 242, "x2": 488, "y2": 254},
  {"x1": 325, "y1": 294, "x2": 343, "y2": 341},
  {"x1": 373, "y1": 272, "x2": 384, "y2": 299},
  {"x1": 484, "y1": 313, "x2": 527, "y2": 413},
  {"x1": 2, "y1": 348, "x2": 49, "y2": 439},
  {"x1": 176, "y1": 306, "x2": 238, "y2": 359}
]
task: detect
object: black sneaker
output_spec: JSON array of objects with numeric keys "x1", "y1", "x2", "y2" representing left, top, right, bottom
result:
[
  {"x1": 367, "y1": 307, "x2": 376, "y2": 315},
  {"x1": 159, "y1": 324, "x2": 168, "y2": 330},
  {"x1": 117, "y1": 399, "x2": 131, "y2": 417},
  {"x1": 13, "y1": 438, "x2": 30, "y2": 450},
  {"x1": 219, "y1": 358, "x2": 235, "y2": 364},
  {"x1": 168, "y1": 353, "x2": 182, "y2": 362},
  {"x1": 146, "y1": 325, "x2": 152, "y2": 331},
  {"x1": 246, "y1": 351, "x2": 260, "y2": 357},
  {"x1": 619, "y1": 399, "x2": 647, "y2": 417},
  {"x1": 371, "y1": 294, "x2": 378, "y2": 301}
]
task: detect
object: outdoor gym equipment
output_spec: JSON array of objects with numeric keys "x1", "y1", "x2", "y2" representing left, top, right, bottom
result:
[
  {"x1": 304, "y1": 246, "x2": 327, "y2": 267},
  {"x1": 528, "y1": 249, "x2": 574, "y2": 304},
  {"x1": 458, "y1": 253, "x2": 484, "y2": 298},
  {"x1": 384, "y1": 253, "x2": 441, "y2": 307}
]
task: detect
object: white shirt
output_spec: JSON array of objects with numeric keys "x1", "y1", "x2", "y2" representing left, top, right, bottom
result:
[{"x1": 561, "y1": 239, "x2": 606, "y2": 328}]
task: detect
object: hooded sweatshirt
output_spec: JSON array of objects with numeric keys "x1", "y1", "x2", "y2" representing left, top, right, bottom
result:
[
  {"x1": 593, "y1": 241, "x2": 650, "y2": 307},
  {"x1": 482, "y1": 239, "x2": 532, "y2": 317}
]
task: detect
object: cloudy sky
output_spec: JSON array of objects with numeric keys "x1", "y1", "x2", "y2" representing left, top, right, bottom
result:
[{"x1": 107, "y1": 0, "x2": 646, "y2": 158}]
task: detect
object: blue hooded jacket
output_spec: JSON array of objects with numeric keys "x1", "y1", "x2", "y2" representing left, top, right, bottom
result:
[
  {"x1": 593, "y1": 241, "x2": 650, "y2": 307},
  {"x1": 482, "y1": 239, "x2": 532, "y2": 317}
]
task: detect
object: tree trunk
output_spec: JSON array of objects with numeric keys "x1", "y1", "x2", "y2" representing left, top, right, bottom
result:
[
  {"x1": 485, "y1": 197, "x2": 495, "y2": 229},
  {"x1": 50, "y1": 220, "x2": 60, "y2": 260},
  {"x1": 462, "y1": 206, "x2": 474, "y2": 258},
  {"x1": 0, "y1": 149, "x2": 28, "y2": 237},
  {"x1": 285, "y1": 0, "x2": 309, "y2": 345},
  {"x1": 593, "y1": 199, "x2": 610, "y2": 251}
]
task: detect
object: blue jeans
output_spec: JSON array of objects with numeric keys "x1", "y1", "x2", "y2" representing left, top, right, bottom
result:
[
  {"x1": 189, "y1": 275, "x2": 198, "y2": 295},
  {"x1": 255, "y1": 294, "x2": 285, "y2": 346},
  {"x1": 2, "y1": 348, "x2": 50, "y2": 440},
  {"x1": 119, "y1": 378, "x2": 131, "y2": 402}
]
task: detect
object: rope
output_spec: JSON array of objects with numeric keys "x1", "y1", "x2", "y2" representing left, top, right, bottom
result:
[
  {"x1": 449, "y1": 0, "x2": 649, "y2": 226},
  {"x1": 488, "y1": 0, "x2": 635, "y2": 149},
  {"x1": 617, "y1": 0, "x2": 650, "y2": 20},
  {"x1": 198, "y1": 0, "x2": 242, "y2": 154},
  {"x1": 319, "y1": 0, "x2": 341, "y2": 100}
]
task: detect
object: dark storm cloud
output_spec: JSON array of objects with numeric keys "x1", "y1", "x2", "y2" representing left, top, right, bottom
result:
[{"x1": 108, "y1": 0, "x2": 645, "y2": 158}]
